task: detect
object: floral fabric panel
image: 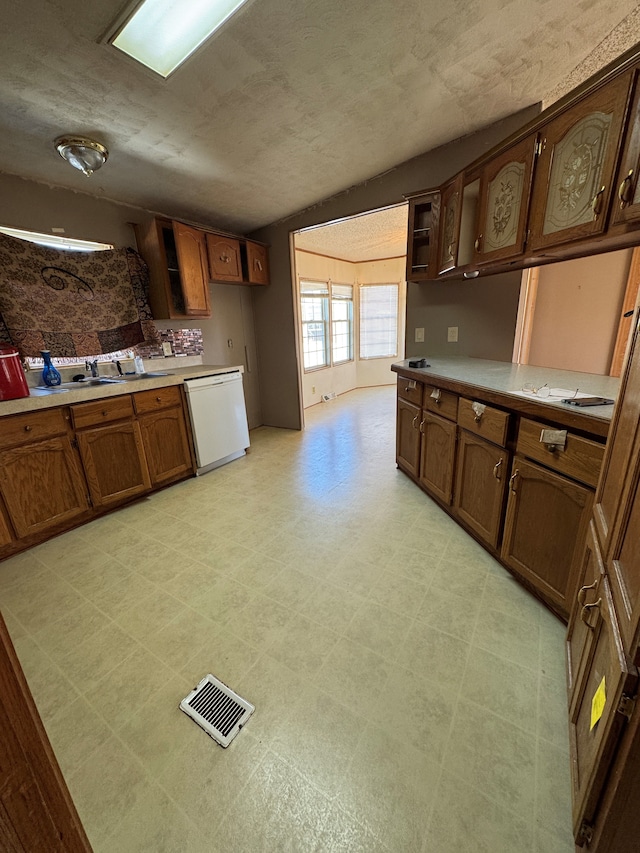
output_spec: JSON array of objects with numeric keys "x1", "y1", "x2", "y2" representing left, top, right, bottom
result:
[{"x1": 0, "y1": 232, "x2": 160, "y2": 357}]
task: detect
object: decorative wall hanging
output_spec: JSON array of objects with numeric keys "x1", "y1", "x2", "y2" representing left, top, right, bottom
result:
[{"x1": 0, "y1": 232, "x2": 160, "y2": 357}]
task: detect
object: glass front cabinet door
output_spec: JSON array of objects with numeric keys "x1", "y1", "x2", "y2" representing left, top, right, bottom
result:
[
  {"x1": 528, "y1": 74, "x2": 633, "y2": 252},
  {"x1": 438, "y1": 174, "x2": 463, "y2": 274},
  {"x1": 610, "y1": 69, "x2": 640, "y2": 230},
  {"x1": 473, "y1": 135, "x2": 538, "y2": 265},
  {"x1": 406, "y1": 191, "x2": 441, "y2": 281}
]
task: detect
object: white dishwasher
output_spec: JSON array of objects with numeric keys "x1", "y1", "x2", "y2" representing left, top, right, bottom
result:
[{"x1": 183, "y1": 370, "x2": 250, "y2": 474}]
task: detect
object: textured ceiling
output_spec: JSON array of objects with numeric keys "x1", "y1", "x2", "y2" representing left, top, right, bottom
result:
[
  {"x1": 1, "y1": 1, "x2": 639, "y2": 234},
  {"x1": 295, "y1": 205, "x2": 408, "y2": 262}
]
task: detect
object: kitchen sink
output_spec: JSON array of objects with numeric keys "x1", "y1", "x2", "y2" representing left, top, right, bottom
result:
[{"x1": 118, "y1": 372, "x2": 170, "y2": 381}]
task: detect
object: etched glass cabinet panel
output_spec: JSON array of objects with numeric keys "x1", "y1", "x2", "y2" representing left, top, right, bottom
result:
[
  {"x1": 473, "y1": 135, "x2": 538, "y2": 264},
  {"x1": 529, "y1": 74, "x2": 633, "y2": 251},
  {"x1": 438, "y1": 175, "x2": 462, "y2": 274}
]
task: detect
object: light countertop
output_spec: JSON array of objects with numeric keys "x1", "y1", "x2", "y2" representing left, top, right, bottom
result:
[
  {"x1": 392, "y1": 357, "x2": 620, "y2": 436},
  {"x1": 0, "y1": 364, "x2": 244, "y2": 417}
]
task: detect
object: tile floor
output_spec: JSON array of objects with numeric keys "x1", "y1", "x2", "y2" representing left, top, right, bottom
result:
[{"x1": 0, "y1": 386, "x2": 574, "y2": 852}]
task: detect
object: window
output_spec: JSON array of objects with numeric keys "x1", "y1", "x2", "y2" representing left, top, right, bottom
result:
[
  {"x1": 331, "y1": 284, "x2": 353, "y2": 364},
  {"x1": 300, "y1": 280, "x2": 330, "y2": 369},
  {"x1": 299, "y1": 280, "x2": 355, "y2": 370},
  {"x1": 359, "y1": 283, "x2": 399, "y2": 359}
]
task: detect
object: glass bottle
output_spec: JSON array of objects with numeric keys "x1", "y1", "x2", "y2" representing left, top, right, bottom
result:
[{"x1": 41, "y1": 350, "x2": 62, "y2": 387}]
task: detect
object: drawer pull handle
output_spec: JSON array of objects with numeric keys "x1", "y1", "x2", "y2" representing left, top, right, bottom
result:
[
  {"x1": 220, "y1": 254, "x2": 230, "y2": 263},
  {"x1": 474, "y1": 235, "x2": 482, "y2": 252},
  {"x1": 412, "y1": 414, "x2": 419, "y2": 430},
  {"x1": 578, "y1": 578, "x2": 599, "y2": 606},
  {"x1": 509, "y1": 470, "x2": 519, "y2": 493},
  {"x1": 24, "y1": 425, "x2": 32, "y2": 432},
  {"x1": 102, "y1": 410, "x2": 107, "y2": 416},
  {"x1": 493, "y1": 458, "x2": 503, "y2": 480},
  {"x1": 156, "y1": 396, "x2": 162, "y2": 402},
  {"x1": 581, "y1": 597, "x2": 602, "y2": 628},
  {"x1": 474, "y1": 413, "x2": 483, "y2": 423},
  {"x1": 419, "y1": 419, "x2": 426, "y2": 434}
]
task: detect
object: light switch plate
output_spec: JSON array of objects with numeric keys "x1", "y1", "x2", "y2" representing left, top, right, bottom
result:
[
  {"x1": 415, "y1": 327, "x2": 425, "y2": 343},
  {"x1": 447, "y1": 326, "x2": 458, "y2": 343}
]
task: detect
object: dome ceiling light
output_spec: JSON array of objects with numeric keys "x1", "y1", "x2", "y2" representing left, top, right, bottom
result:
[{"x1": 54, "y1": 136, "x2": 109, "y2": 177}]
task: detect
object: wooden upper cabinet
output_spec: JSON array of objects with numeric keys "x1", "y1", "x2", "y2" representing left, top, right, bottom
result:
[
  {"x1": 406, "y1": 191, "x2": 440, "y2": 280},
  {"x1": 610, "y1": 69, "x2": 640, "y2": 229},
  {"x1": 173, "y1": 222, "x2": 211, "y2": 316},
  {"x1": 135, "y1": 219, "x2": 211, "y2": 320},
  {"x1": 206, "y1": 234, "x2": 243, "y2": 283},
  {"x1": 528, "y1": 74, "x2": 633, "y2": 252},
  {"x1": 245, "y1": 241, "x2": 269, "y2": 285},
  {"x1": 437, "y1": 175, "x2": 463, "y2": 274},
  {"x1": 473, "y1": 134, "x2": 538, "y2": 264}
]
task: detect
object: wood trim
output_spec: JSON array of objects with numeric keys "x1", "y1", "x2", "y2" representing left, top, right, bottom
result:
[
  {"x1": 610, "y1": 247, "x2": 640, "y2": 376},
  {"x1": 295, "y1": 247, "x2": 406, "y2": 264},
  {"x1": 0, "y1": 613, "x2": 92, "y2": 851},
  {"x1": 512, "y1": 267, "x2": 539, "y2": 365}
]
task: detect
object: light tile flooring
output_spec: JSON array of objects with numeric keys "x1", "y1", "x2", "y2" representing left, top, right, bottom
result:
[{"x1": 1, "y1": 386, "x2": 574, "y2": 852}]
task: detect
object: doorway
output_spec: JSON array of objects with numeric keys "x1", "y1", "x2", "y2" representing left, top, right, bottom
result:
[{"x1": 292, "y1": 204, "x2": 408, "y2": 409}]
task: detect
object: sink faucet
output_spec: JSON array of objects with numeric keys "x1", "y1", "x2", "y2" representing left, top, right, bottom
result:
[{"x1": 85, "y1": 359, "x2": 99, "y2": 378}]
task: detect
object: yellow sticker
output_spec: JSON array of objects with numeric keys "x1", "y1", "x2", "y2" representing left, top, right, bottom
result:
[{"x1": 590, "y1": 676, "x2": 606, "y2": 731}]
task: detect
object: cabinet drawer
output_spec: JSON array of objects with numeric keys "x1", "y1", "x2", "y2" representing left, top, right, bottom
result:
[
  {"x1": 0, "y1": 408, "x2": 68, "y2": 449},
  {"x1": 458, "y1": 397, "x2": 509, "y2": 447},
  {"x1": 397, "y1": 376, "x2": 423, "y2": 406},
  {"x1": 517, "y1": 418, "x2": 604, "y2": 488},
  {"x1": 423, "y1": 385, "x2": 458, "y2": 421},
  {"x1": 133, "y1": 385, "x2": 182, "y2": 415},
  {"x1": 71, "y1": 395, "x2": 134, "y2": 429}
]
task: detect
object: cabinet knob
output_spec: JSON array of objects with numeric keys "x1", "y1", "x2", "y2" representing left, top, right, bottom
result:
[
  {"x1": 24, "y1": 424, "x2": 32, "y2": 432},
  {"x1": 102, "y1": 410, "x2": 107, "y2": 417},
  {"x1": 591, "y1": 186, "x2": 606, "y2": 218},
  {"x1": 156, "y1": 396, "x2": 162, "y2": 402},
  {"x1": 618, "y1": 170, "x2": 634, "y2": 208}
]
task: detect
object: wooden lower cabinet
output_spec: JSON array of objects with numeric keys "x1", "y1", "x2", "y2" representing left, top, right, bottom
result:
[
  {"x1": 396, "y1": 397, "x2": 421, "y2": 478},
  {"x1": 568, "y1": 568, "x2": 638, "y2": 846},
  {"x1": 75, "y1": 421, "x2": 151, "y2": 508},
  {"x1": 501, "y1": 456, "x2": 593, "y2": 619},
  {"x1": 453, "y1": 430, "x2": 508, "y2": 548},
  {"x1": 0, "y1": 502, "x2": 14, "y2": 548},
  {"x1": 138, "y1": 406, "x2": 192, "y2": 486},
  {"x1": 0, "y1": 437, "x2": 89, "y2": 539},
  {"x1": 419, "y1": 411, "x2": 456, "y2": 504}
]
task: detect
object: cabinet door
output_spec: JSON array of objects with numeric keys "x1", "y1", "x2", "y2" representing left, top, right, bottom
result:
[
  {"x1": 610, "y1": 70, "x2": 640, "y2": 228},
  {"x1": 396, "y1": 398, "x2": 421, "y2": 479},
  {"x1": 76, "y1": 421, "x2": 151, "y2": 508},
  {"x1": 567, "y1": 522, "x2": 605, "y2": 699},
  {"x1": 0, "y1": 438, "x2": 89, "y2": 539},
  {"x1": 593, "y1": 309, "x2": 640, "y2": 553},
  {"x1": 453, "y1": 430, "x2": 508, "y2": 548},
  {"x1": 406, "y1": 191, "x2": 440, "y2": 280},
  {"x1": 206, "y1": 234, "x2": 243, "y2": 283},
  {"x1": 473, "y1": 134, "x2": 538, "y2": 264},
  {"x1": 245, "y1": 241, "x2": 269, "y2": 285},
  {"x1": 138, "y1": 407, "x2": 193, "y2": 487},
  {"x1": 0, "y1": 501, "x2": 14, "y2": 549},
  {"x1": 607, "y1": 459, "x2": 640, "y2": 654},
  {"x1": 529, "y1": 74, "x2": 633, "y2": 251},
  {"x1": 568, "y1": 575, "x2": 637, "y2": 846},
  {"x1": 173, "y1": 222, "x2": 211, "y2": 316},
  {"x1": 437, "y1": 175, "x2": 462, "y2": 274},
  {"x1": 419, "y1": 411, "x2": 456, "y2": 505},
  {"x1": 501, "y1": 457, "x2": 593, "y2": 618}
]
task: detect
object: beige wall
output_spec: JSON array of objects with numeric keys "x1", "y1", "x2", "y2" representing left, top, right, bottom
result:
[
  {"x1": 0, "y1": 172, "x2": 262, "y2": 428},
  {"x1": 527, "y1": 250, "x2": 631, "y2": 375},
  {"x1": 250, "y1": 104, "x2": 542, "y2": 429},
  {"x1": 294, "y1": 251, "x2": 406, "y2": 408}
]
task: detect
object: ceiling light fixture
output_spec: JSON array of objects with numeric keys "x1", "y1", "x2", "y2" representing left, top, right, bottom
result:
[
  {"x1": 109, "y1": 0, "x2": 250, "y2": 78},
  {"x1": 54, "y1": 136, "x2": 109, "y2": 177}
]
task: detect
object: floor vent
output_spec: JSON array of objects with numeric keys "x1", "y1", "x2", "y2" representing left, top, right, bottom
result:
[
  {"x1": 321, "y1": 391, "x2": 336, "y2": 402},
  {"x1": 180, "y1": 674, "x2": 254, "y2": 748}
]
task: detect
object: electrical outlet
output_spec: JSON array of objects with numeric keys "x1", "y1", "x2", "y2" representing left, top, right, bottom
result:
[
  {"x1": 415, "y1": 327, "x2": 425, "y2": 343},
  {"x1": 162, "y1": 342, "x2": 172, "y2": 356},
  {"x1": 447, "y1": 326, "x2": 459, "y2": 343}
]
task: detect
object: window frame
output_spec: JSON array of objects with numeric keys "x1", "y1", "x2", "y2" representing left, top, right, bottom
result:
[
  {"x1": 358, "y1": 282, "x2": 400, "y2": 360},
  {"x1": 299, "y1": 278, "x2": 355, "y2": 372}
]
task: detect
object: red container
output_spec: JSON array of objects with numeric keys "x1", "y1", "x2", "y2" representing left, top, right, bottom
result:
[{"x1": 0, "y1": 346, "x2": 30, "y2": 401}]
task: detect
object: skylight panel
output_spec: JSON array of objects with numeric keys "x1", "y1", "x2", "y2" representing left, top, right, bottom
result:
[{"x1": 111, "y1": 0, "x2": 249, "y2": 78}]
